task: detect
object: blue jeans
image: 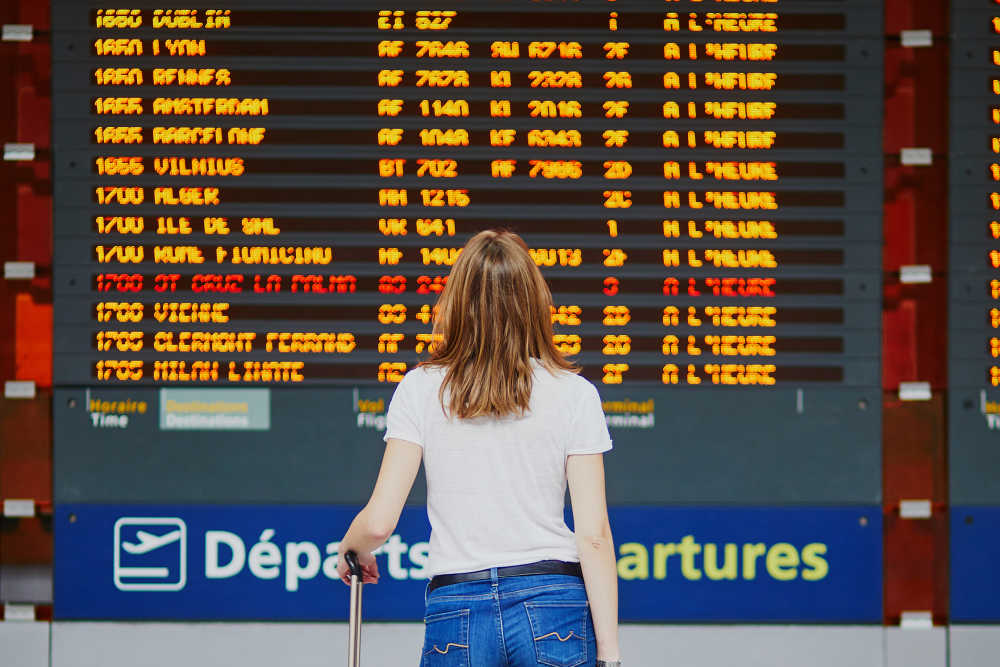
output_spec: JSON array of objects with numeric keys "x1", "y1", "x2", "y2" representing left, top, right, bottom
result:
[{"x1": 420, "y1": 570, "x2": 596, "y2": 667}]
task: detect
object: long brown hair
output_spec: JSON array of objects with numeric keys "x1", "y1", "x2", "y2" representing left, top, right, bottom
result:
[{"x1": 422, "y1": 229, "x2": 577, "y2": 419}]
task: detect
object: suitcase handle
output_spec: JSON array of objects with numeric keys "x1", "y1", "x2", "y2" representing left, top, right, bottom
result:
[
  {"x1": 344, "y1": 550, "x2": 363, "y2": 579},
  {"x1": 345, "y1": 550, "x2": 363, "y2": 667}
]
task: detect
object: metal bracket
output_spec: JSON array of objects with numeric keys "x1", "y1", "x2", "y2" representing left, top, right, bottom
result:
[
  {"x1": 900, "y1": 30, "x2": 933, "y2": 48},
  {"x1": 2, "y1": 604, "x2": 37, "y2": 622},
  {"x1": 899, "y1": 265, "x2": 932, "y2": 284},
  {"x1": 3, "y1": 142, "x2": 35, "y2": 161},
  {"x1": 900, "y1": 611, "x2": 934, "y2": 629},
  {"x1": 899, "y1": 382, "x2": 932, "y2": 401},
  {"x1": 3, "y1": 261, "x2": 35, "y2": 280},
  {"x1": 2, "y1": 499, "x2": 35, "y2": 518},
  {"x1": 900, "y1": 148, "x2": 933, "y2": 166},
  {"x1": 4, "y1": 381, "x2": 37, "y2": 399},
  {"x1": 1, "y1": 24, "x2": 33, "y2": 42},
  {"x1": 899, "y1": 500, "x2": 932, "y2": 519}
]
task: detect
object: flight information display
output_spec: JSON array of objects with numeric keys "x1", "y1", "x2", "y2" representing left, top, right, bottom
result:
[
  {"x1": 51, "y1": 0, "x2": 882, "y2": 390},
  {"x1": 950, "y1": 0, "x2": 1000, "y2": 504},
  {"x1": 51, "y1": 0, "x2": 884, "y2": 506}
]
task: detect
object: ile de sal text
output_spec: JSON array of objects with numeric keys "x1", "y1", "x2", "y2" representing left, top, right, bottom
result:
[{"x1": 204, "y1": 530, "x2": 428, "y2": 592}]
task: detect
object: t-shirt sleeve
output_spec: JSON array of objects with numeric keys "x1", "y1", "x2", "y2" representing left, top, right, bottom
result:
[
  {"x1": 383, "y1": 370, "x2": 425, "y2": 447},
  {"x1": 566, "y1": 380, "x2": 613, "y2": 455}
]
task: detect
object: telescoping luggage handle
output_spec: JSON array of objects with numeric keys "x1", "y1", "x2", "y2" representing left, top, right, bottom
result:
[{"x1": 345, "y1": 550, "x2": 364, "y2": 667}]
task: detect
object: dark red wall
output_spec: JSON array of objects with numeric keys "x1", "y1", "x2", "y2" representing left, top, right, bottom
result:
[
  {"x1": 0, "y1": 0, "x2": 53, "y2": 596},
  {"x1": 882, "y1": 0, "x2": 950, "y2": 623}
]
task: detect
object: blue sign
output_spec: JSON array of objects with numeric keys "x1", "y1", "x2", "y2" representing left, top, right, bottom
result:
[
  {"x1": 55, "y1": 504, "x2": 881, "y2": 622},
  {"x1": 610, "y1": 506, "x2": 881, "y2": 622},
  {"x1": 951, "y1": 506, "x2": 1000, "y2": 622}
]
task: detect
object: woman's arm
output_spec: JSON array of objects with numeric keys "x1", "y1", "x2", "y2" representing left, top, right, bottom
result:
[
  {"x1": 567, "y1": 453, "x2": 620, "y2": 662},
  {"x1": 336, "y1": 437, "x2": 422, "y2": 584}
]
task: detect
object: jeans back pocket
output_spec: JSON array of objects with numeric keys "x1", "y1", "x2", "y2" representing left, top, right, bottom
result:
[
  {"x1": 422, "y1": 608, "x2": 470, "y2": 667},
  {"x1": 524, "y1": 601, "x2": 589, "y2": 667}
]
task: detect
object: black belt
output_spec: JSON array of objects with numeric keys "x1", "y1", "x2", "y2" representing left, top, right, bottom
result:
[{"x1": 427, "y1": 559, "x2": 582, "y2": 594}]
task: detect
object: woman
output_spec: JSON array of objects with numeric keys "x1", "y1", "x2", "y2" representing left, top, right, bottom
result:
[{"x1": 337, "y1": 229, "x2": 621, "y2": 666}]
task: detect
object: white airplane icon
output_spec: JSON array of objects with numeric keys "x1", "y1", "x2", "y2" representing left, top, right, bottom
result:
[
  {"x1": 114, "y1": 517, "x2": 187, "y2": 591},
  {"x1": 122, "y1": 529, "x2": 183, "y2": 555}
]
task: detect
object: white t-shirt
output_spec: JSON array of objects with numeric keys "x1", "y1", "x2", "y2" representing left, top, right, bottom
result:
[{"x1": 383, "y1": 359, "x2": 613, "y2": 578}]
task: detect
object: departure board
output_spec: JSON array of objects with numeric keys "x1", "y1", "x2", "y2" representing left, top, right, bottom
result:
[
  {"x1": 51, "y1": 1, "x2": 884, "y2": 505},
  {"x1": 951, "y1": 0, "x2": 1000, "y2": 504}
]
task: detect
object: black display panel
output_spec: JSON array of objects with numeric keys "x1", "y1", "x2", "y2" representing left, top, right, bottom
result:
[
  {"x1": 950, "y1": 0, "x2": 1000, "y2": 504},
  {"x1": 52, "y1": 1, "x2": 883, "y2": 504}
]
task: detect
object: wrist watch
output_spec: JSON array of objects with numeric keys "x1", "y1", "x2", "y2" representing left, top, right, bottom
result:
[{"x1": 596, "y1": 661, "x2": 622, "y2": 667}]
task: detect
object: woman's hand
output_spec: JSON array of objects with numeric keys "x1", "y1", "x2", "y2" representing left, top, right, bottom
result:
[{"x1": 337, "y1": 550, "x2": 380, "y2": 585}]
